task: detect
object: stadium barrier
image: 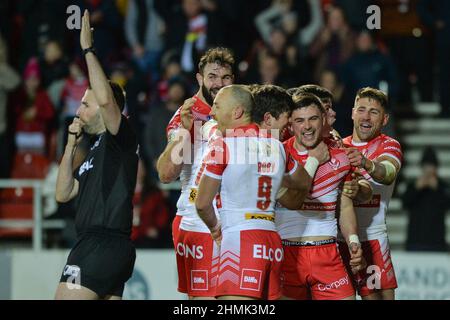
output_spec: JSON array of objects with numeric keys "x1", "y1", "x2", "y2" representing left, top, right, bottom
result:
[{"x1": 0, "y1": 249, "x2": 449, "y2": 300}]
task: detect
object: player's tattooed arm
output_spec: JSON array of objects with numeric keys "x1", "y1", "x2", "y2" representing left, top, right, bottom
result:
[
  {"x1": 366, "y1": 156, "x2": 400, "y2": 185},
  {"x1": 346, "y1": 148, "x2": 400, "y2": 185}
]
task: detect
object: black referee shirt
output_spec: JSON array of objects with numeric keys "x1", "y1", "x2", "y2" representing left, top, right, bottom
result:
[{"x1": 73, "y1": 114, "x2": 138, "y2": 236}]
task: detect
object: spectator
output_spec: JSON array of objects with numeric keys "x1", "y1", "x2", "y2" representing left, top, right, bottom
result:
[
  {"x1": 39, "y1": 40, "x2": 69, "y2": 107},
  {"x1": 248, "y1": 53, "x2": 282, "y2": 86},
  {"x1": 58, "y1": 60, "x2": 89, "y2": 155},
  {"x1": 131, "y1": 161, "x2": 172, "y2": 248},
  {"x1": 125, "y1": 0, "x2": 166, "y2": 82},
  {"x1": 340, "y1": 30, "x2": 399, "y2": 103},
  {"x1": 75, "y1": 0, "x2": 123, "y2": 66},
  {"x1": 12, "y1": 57, "x2": 55, "y2": 155},
  {"x1": 255, "y1": 0, "x2": 323, "y2": 52},
  {"x1": 380, "y1": 0, "x2": 433, "y2": 112},
  {"x1": 17, "y1": 0, "x2": 69, "y2": 70},
  {"x1": 164, "y1": 0, "x2": 224, "y2": 74},
  {"x1": 402, "y1": 147, "x2": 450, "y2": 252},
  {"x1": 318, "y1": 69, "x2": 353, "y2": 136},
  {"x1": 39, "y1": 41, "x2": 69, "y2": 89},
  {"x1": 156, "y1": 55, "x2": 185, "y2": 102},
  {"x1": 259, "y1": 27, "x2": 310, "y2": 87},
  {"x1": 121, "y1": 60, "x2": 152, "y2": 137},
  {"x1": 0, "y1": 35, "x2": 20, "y2": 178},
  {"x1": 142, "y1": 77, "x2": 189, "y2": 179},
  {"x1": 333, "y1": 0, "x2": 372, "y2": 30},
  {"x1": 310, "y1": 5, "x2": 356, "y2": 81}
]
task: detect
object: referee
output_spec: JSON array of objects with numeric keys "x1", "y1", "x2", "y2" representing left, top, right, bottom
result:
[{"x1": 54, "y1": 10, "x2": 138, "y2": 300}]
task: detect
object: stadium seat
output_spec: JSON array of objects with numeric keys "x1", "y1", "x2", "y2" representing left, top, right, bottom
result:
[
  {"x1": 0, "y1": 153, "x2": 51, "y2": 238},
  {"x1": 10, "y1": 153, "x2": 51, "y2": 179}
]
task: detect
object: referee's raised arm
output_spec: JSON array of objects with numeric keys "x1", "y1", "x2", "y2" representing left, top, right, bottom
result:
[{"x1": 80, "y1": 9, "x2": 121, "y2": 135}]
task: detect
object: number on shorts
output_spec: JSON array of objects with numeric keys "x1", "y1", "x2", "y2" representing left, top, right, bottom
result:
[{"x1": 257, "y1": 176, "x2": 272, "y2": 210}]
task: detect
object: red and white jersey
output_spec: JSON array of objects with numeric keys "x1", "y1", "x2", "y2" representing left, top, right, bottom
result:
[
  {"x1": 342, "y1": 134, "x2": 403, "y2": 241},
  {"x1": 276, "y1": 137, "x2": 353, "y2": 239},
  {"x1": 165, "y1": 96, "x2": 212, "y2": 223},
  {"x1": 202, "y1": 124, "x2": 291, "y2": 232},
  {"x1": 179, "y1": 120, "x2": 220, "y2": 232}
]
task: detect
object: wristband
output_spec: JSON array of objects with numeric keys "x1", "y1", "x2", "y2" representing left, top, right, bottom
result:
[
  {"x1": 380, "y1": 160, "x2": 397, "y2": 184},
  {"x1": 304, "y1": 156, "x2": 319, "y2": 178},
  {"x1": 83, "y1": 47, "x2": 96, "y2": 56},
  {"x1": 349, "y1": 234, "x2": 360, "y2": 246}
]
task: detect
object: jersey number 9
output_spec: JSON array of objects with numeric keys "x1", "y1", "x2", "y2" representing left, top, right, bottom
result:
[{"x1": 257, "y1": 176, "x2": 272, "y2": 210}]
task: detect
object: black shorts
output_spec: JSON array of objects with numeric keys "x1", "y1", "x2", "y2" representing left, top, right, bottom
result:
[{"x1": 59, "y1": 229, "x2": 136, "y2": 298}]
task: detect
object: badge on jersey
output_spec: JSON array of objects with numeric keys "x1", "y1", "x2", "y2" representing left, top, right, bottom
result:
[
  {"x1": 189, "y1": 188, "x2": 198, "y2": 203},
  {"x1": 329, "y1": 157, "x2": 341, "y2": 171},
  {"x1": 192, "y1": 97, "x2": 212, "y2": 122}
]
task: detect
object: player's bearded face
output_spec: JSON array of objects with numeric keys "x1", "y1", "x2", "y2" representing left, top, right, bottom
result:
[
  {"x1": 202, "y1": 83, "x2": 216, "y2": 106},
  {"x1": 292, "y1": 105, "x2": 324, "y2": 148},
  {"x1": 352, "y1": 97, "x2": 386, "y2": 141},
  {"x1": 200, "y1": 63, "x2": 233, "y2": 106}
]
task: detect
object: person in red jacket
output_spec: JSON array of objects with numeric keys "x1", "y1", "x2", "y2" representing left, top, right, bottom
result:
[{"x1": 13, "y1": 57, "x2": 55, "y2": 155}]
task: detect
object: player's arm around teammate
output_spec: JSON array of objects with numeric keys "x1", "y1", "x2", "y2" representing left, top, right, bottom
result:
[{"x1": 278, "y1": 140, "x2": 330, "y2": 209}]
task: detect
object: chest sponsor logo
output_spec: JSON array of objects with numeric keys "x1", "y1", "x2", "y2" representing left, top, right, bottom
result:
[
  {"x1": 240, "y1": 269, "x2": 262, "y2": 291},
  {"x1": 301, "y1": 201, "x2": 336, "y2": 211},
  {"x1": 79, "y1": 158, "x2": 94, "y2": 176},
  {"x1": 191, "y1": 270, "x2": 208, "y2": 291},
  {"x1": 354, "y1": 194, "x2": 381, "y2": 208}
]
